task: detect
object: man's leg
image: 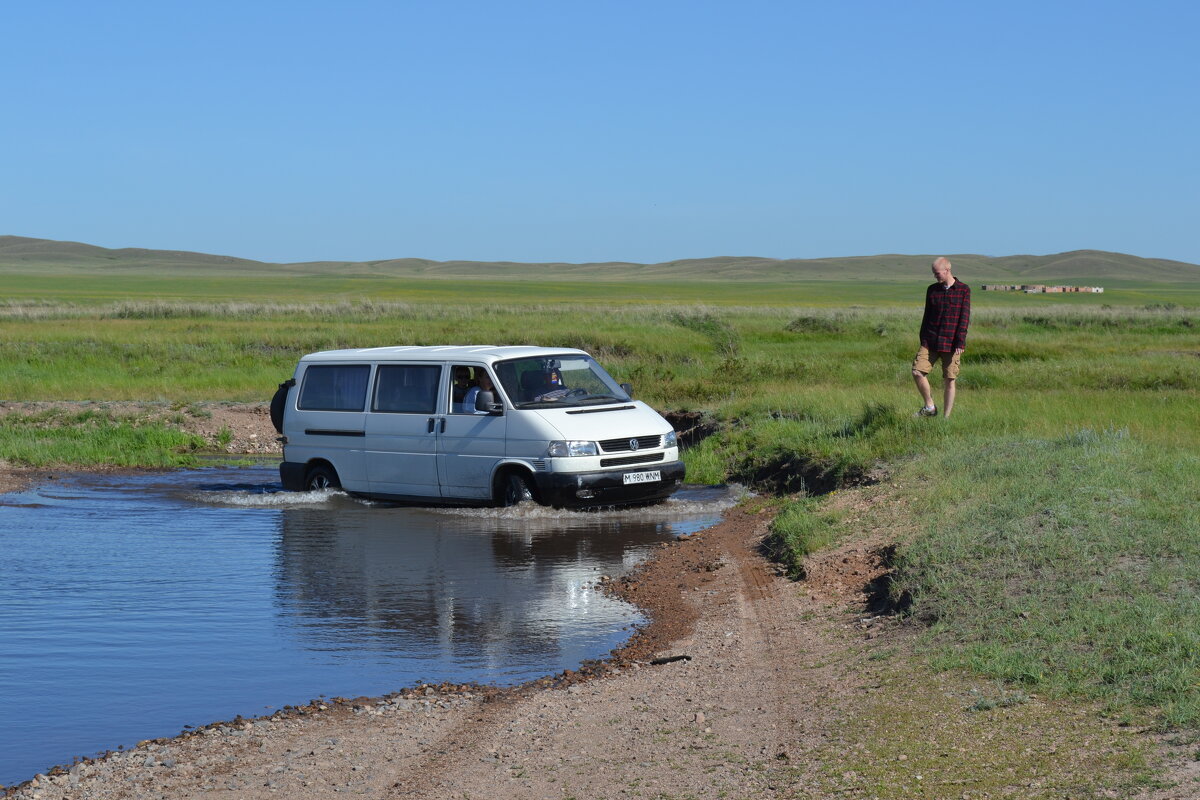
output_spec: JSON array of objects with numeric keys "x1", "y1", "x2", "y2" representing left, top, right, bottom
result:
[
  {"x1": 942, "y1": 351, "x2": 961, "y2": 417},
  {"x1": 913, "y1": 370, "x2": 934, "y2": 408},
  {"x1": 911, "y1": 347, "x2": 936, "y2": 411}
]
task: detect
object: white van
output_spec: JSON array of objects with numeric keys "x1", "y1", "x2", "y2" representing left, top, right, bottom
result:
[{"x1": 272, "y1": 345, "x2": 685, "y2": 508}]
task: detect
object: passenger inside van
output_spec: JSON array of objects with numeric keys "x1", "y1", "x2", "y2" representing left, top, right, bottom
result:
[
  {"x1": 451, "y1": 366, "x2": 474, "y2": 410},
  {"x1": 462, "y1": 371, "x2": 496, "y2": 414}
]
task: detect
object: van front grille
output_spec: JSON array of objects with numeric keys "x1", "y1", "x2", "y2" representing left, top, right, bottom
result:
[
  {"x1": 600, "y1": 453, "x2": 664, "y2": 468},
  {"x1": 598, "y1": 435, "x2": 661, "y2": 453}
]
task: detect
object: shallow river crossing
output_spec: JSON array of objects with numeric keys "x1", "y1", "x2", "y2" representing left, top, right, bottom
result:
[{"x1": 0, "y1": 465, "x2": 736, "y2": 786}]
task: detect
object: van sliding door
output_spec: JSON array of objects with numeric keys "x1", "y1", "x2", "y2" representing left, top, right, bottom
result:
[{"x1": 364, "y1": 364, "x2": 444, "y2": 499}]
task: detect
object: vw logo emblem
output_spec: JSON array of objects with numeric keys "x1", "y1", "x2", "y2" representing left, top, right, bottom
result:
[{"x1": 629, "y1": 438, "x2": 639, "y2": 451}]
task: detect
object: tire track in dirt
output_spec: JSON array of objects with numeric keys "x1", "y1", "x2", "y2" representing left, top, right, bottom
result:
[
  {"x1": 384, "y1": 693, "x2": 524, "y2": 797},
  {"x1": 721, "y1": 511, "x2": 837, "y2": 772}
]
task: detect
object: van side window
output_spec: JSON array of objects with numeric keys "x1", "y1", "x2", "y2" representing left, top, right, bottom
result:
[
  {"x1": 298, "y1": 365, "x2": 370, "y2": 411},
  {"x1": 373, "y1": 365, "x2": 441, "y2": 414}
]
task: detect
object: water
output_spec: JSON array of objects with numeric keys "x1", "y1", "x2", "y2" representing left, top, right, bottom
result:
[{"x1": 0, "y1": 466, "x2": 735, "y2": 786}]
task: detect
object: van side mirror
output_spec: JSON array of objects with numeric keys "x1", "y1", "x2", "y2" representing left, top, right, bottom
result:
[
  {"x1": 620, "y1": 382, "x2": 633, "y2": 398},
  {"x1": 475, "y1": 390, "x2": 504, "y2": 415}
]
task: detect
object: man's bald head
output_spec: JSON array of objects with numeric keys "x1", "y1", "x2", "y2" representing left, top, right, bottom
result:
[{"x1": 932, "y1": 257, "x2": 953, "y2": 285}]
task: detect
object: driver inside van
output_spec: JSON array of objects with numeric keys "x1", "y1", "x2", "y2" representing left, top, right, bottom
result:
[{"x1": 532, "y1": 368, "x2": 571, "y2": 402}]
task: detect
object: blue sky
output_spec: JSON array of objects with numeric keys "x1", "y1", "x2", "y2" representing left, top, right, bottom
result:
[{"x1": 2, "y1": 1, "x2": 1197, "y2": 264}]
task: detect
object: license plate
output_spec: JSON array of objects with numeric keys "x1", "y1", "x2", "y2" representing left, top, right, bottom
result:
[{"x1": 623, "y1": 470, "x2": 661, "y2": 485}]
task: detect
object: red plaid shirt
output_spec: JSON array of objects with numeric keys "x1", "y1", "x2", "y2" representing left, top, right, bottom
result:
[{"x1": 920, "y1": 280, "x2": 970, "y2": 352}]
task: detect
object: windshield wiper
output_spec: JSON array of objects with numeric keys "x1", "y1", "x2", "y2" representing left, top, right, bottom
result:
[
  {"x1": 514, "y1": 393, "x2": 627, "y2": 409},
  {"x1": 576, "y1": 394, "x2": 626, "y2": 404}
]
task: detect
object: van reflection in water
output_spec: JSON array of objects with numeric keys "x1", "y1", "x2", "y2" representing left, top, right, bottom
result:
[{"x1": 272, "y1": 505, "x2": 679, "y2": 675}]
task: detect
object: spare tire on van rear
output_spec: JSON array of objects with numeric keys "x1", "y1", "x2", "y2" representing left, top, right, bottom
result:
[{"x1": 269, "y1": 379, "x2": 295, "y2": 434}]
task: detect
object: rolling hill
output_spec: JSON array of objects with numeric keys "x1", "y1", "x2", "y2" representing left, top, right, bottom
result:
[{"x1": 2, "y1": 235, "x2": 1198, "y2": 283}]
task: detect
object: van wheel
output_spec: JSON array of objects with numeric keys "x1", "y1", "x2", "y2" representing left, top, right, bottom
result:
[
  {"x1": 305, "y1": 464, "x2": 340, "y2": 491},
  {"x1": 501, "y1": 472, "x2": 535, "y2": 506}
]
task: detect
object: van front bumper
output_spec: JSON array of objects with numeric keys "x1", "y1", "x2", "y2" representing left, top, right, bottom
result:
[{"x1": 533, "y1": 460, "x2": 686, "y2": 508}]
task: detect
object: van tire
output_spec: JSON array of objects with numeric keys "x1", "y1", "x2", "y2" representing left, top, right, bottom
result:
[
  {"x1": 499, "y1": 471, "x2": 535, "y2": 507},
  {"x1": 305, "y1": 463, "x2": 340, "y2": 491}
]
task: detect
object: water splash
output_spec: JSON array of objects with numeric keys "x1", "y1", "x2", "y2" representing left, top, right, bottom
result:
[
  {"x1": 433, "y1": 484, "x2": 747, "y2": 521},
  {"x1": 187, "y1": 486, "x2": 382, "y2": 509}
]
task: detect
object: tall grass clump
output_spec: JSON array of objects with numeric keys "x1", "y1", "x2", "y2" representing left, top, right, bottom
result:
[
  {"x1": 667, "y1": 311, "x2": 740, "y2": 357},
  {"x1": 891, "y1": 429, "x2": 1200, "y2": 726},
  {"x1": 785, "y1": 313, "x2": 845, "y2": 334},
  {"x1": 763, "y1": 496, "x2": 841, "y2": 578},
  {"x1": 0, "y1": 300, "x2": 83, "y2": 320},
  {"x1": 667, "y1": 310, "x2": 748, "y2": 384}
]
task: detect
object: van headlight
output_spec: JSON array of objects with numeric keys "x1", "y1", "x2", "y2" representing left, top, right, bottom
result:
[
  {"x1": 547, "y1": 440, "x2": 598, "y2": 457},
  {"x1": 664, "y1": 430, "x2": 678, "y2": 448}
]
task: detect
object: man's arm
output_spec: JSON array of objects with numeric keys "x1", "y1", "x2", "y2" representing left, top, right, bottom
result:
[
  {"x1": 953, "y1": 285, "x2": 971, "y2": 353},
  {"x1": 919, "y1": 284, "x2": 935, "y2": 346}
]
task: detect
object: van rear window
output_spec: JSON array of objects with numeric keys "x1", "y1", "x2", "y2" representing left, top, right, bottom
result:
[{"x1": 298, "y1": 365, "x2": 370, "y2": 411}]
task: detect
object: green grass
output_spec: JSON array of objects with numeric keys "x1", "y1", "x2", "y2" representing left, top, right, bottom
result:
[
  {"x1": 763, "y1": 496, "x2": 842, "y2": 578},
  {"x1": 0, "y1": 409, "x2": 207, "y2": 468},
  {"x1": 6, "y1": 270, "x2": 1200, "y2": 307},
  {"x1": 2, "y1": 276, "x2": 1200, "y2": 732},
  {"x1": 892, "y1": 429, "x2": 1200, "y2": 727}
]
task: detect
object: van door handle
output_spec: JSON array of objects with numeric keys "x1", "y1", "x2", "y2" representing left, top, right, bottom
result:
[
  {"x1": 439, "y1": 418, "x2": 446, "y2": 433},
  {"x1": 427, "y1": 417, "x2": 435, "y2": 433}
]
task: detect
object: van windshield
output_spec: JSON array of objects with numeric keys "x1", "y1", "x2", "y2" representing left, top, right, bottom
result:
[{"x1": 495, "y1": 355, "x2": 630, "y2": 408}]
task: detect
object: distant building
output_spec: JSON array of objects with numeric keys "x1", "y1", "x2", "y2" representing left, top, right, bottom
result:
[{"x1": 982, "y1": 283, "x2": 1103, "y2": 294}]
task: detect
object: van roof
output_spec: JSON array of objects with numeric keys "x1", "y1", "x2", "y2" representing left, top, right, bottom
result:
[{"x1": 298, "y1": 345, "x2": 589, "y2": 365}]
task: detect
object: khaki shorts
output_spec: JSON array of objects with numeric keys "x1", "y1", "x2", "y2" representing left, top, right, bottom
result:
[{"x1": 912, "y1": 346, "x2": 961, "y2": 380}]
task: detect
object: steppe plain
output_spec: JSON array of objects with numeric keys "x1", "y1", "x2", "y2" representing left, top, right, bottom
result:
[{"x1": 3, "y1": 237, "x2": 1200, "y2": 798}]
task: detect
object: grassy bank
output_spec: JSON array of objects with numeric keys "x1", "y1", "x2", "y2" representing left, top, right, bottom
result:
[
  {"x1": 0, "y1": 408, "x2": 208, "y2": 468},
  {"x1": 896, "y1": 430, "x2": 1200, "y2": 726},
  {"x1": 3, "y1": 280, "x2": 1200, "y2": 734},
  {"x1": 768, "y1": 425, "x2": 1200, "y2": 729}
]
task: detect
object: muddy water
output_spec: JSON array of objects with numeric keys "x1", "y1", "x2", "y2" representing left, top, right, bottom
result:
[{"x1": 0, "y1": 466, "x2": 737, "y2": 786}]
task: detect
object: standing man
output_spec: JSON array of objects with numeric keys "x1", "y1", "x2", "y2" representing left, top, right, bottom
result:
[{"x1": 913, "y1": 257, "x2": 970, "y2": 418}]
